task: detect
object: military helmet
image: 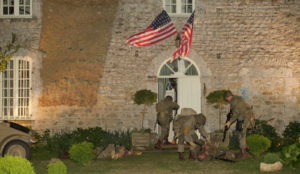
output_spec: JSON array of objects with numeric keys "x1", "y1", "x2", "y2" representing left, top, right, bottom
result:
[{"x1": 223, "y1": 90, "x2": 233, "y2": 100}]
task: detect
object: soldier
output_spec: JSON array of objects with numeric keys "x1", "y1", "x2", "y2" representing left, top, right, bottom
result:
[
  {"x1": 155, "y1": 96, "x2": 179, "y2": 149},
  {"x1": 223, "y1": 91, "x2": 255, "y2": 158},
  {"x1": 173, "y1": 108, "x2": 209, "y2": 160}
]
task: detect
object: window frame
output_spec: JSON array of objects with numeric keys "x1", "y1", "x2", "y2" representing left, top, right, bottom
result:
[
  {"x1": 0, "y1": 56, "x2": 32, "y2": 120},
  {"x1": 163, "y1": 0, "x2": 195, "y2": 17},
  {"x1": 0, "y1": 0, "x2": 33, "y2": 18},
  {"x1": 157, "y1": 57, "x2": 199, "y2": 78}
]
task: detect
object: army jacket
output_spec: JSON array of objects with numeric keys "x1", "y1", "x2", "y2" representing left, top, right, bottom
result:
[
  {"x1": 228, "y1": 96, "x2": 255, "y2": 126},
  {"x1": 174, "y1": 113, "x2": 208, "y2": 139},
  {"x1": 156, "y1": 98, "x2": 179, "y2": 115}
]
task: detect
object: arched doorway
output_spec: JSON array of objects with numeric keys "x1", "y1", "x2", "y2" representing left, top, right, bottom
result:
[{"x1": 157, "y1": 57, "x2": 201, "y2": 141}]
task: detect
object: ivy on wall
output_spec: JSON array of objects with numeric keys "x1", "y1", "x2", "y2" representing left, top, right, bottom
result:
[{"x1": 0, "y1": 33, "x2": 20, "y2": 72}]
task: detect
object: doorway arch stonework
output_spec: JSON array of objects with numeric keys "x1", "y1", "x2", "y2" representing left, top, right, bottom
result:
[
  {"x1": 147, "y1": 49, "x2": 213, "y2": 138},
  {"x1": 147, "y1": 48, "x2": 212, "y2": 115}
]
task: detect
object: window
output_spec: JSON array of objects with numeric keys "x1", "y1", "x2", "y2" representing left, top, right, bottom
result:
[
  {"x1": 163, "y1": 0, "x2": 194, "y2": 15},
  {"x1": 159, "y1": 58, "x2": 198, "y2": 77},
  {"x1": 0, "y1": 58, "x2": 31, "y2": 120},
  {"x1": 0, "y1": 0, "x2": 32, "y2": 18}
]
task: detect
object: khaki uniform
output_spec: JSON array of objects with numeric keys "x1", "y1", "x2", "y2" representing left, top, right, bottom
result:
[
  {"x1": 173, "y1": 110, "x2": 208, "y2": 153},
  {"x1": 228, "y1": 96, "x2": 255, "y2": 149},
  {"x1": 156, "y1": 98, "x2": 179, "y2": 142}
]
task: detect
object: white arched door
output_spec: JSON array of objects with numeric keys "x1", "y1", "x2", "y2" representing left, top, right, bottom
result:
[{"x1": 157, "y1": 58, "x2": 201, "y2": 141}]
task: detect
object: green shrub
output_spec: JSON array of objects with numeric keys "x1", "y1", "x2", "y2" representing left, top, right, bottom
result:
[
  {"x1": 68, "y1": 141, "x2": 95, "y2": 165},
  {"x1": 47, "y1": 160, "x2": 67, "y2": 174},
  {"x1": 281, "y1": 142, "x2": 300, "y2": 166},
  {"x1": 283, "y1": 121, "x2": 300, "y2": 146},
  {"x1": 39, "y1": 127, "x2": 132, "y2": 155},
  {"x1": 0, "y1": 156, "x2": 35, "y2": 174},
  {"x1": 247, "y1": 119, "x2": 283, "y2": 152},
  {"x1": 263, "y1": 153, "x2": 281, "y2": 164},
  {"x1": 246, "y1": 134, "x2": 271, "y2": 156}
]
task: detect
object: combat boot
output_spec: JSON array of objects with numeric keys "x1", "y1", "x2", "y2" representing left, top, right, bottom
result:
[
  {"x1": 154, "y1": 140, "x2": 162, "y2": 150},
  {"x1": 238, "y1": 148, "x2": 248, "y2": 159},
  {"x1": 188, "y1": 150, "x2": 197, "y2": 160},
  {"x1": 163, "y1": 136, "x2": 170, "y2": 145},
  {"x1": 178, "y1": 152, "x2": 185, "y2": 160}
]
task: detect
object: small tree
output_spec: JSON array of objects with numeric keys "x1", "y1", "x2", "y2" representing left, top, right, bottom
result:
[
  {"x1": 206, "y1": 89, "x2": 231, "y2": 130},
  {"x1": 133, "y1": 89, "x2": 157, "y2": 129},
  {"x1": 0, "y1": 33, "x2": 20, "y2": 72}
]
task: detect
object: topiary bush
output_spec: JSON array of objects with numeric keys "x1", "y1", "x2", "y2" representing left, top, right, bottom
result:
[
  {"x1": 206, "y1": 89, "x2": 232, "y2": 130},
  {"x1": 0, "y1": 156, "x2": 35, "y2": 174},
  {"x1": 263, "y1": 153, "x2": 281, "y2": 164},
  {"x1": 133, "y1": 89, "x2": 157, "y2": 129},
  {"x1": 246, "y1": 134, "x2": 271, "y2": 156},
  {"x1": 247, "y1": 119, "x2": 283, "y2": 152},
  {"x1": 133, "y1": 89, "x2": 157, "y2": 105},
  {"x1": 283, "y1": 121, "x2": 300, "y2": 146},
  {"x1": 68, "y1": 141, "x2": 95, "y2": 166},
  {"x1": 47, "y1": 160, "x2": 67, "y2": 174}
]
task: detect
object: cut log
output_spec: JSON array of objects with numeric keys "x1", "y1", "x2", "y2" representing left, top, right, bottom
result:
[{"x1": 260, "y1": 161, "x2": 283, "y2": 172}]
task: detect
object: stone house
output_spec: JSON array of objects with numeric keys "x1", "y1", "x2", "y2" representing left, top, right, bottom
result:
[{"x1": 0, "y1": 0, "x2": 299, "y2": 135}]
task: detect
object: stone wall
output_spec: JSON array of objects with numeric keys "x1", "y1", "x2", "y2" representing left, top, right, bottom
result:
[
  {"x1": 95, "y1": 0, "x2": 300, "y2": 133},
  {"x1": 33, "y1": 0, "x2": 119, "y2": 131},
  {"x1": 197, "y1": 0, "x2": 300, "y2": 133},
  {"x1": 6, "y1": 0, "x2": 298, "y2": 133},
  {"x1": 38, "y1": 0, "x2": 118, "y2": 107},
  {"x1": 0, "y1": 0, "x2": 43, "y2": 123}
]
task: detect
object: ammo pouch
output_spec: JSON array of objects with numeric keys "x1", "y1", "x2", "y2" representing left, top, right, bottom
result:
[{"x1": 236, "y1": 120, "x2": 244, "y2": 132}]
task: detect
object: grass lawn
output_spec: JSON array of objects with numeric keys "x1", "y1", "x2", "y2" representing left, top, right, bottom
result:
[{"x1": 31, "y1": 149, "x2": 299, "y2": 174}]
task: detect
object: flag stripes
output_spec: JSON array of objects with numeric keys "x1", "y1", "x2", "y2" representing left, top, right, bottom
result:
[
  {"x1": 126, "y1": 10, "x2": 177, "y2": 47},
  {"x1": 171, "y1": 11, "x2": 195, "y2": 61}
]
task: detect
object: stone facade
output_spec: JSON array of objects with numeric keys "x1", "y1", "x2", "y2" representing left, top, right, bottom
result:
[
  {"x1": 0, "y1": 0, "x2": 299, "y2": 134},
  {"x1": 97, "y1": 0, "x2": 300, "y2": 133},
  {"x1": 0, "y1": 0, "x2": 43, "y2": 124}
]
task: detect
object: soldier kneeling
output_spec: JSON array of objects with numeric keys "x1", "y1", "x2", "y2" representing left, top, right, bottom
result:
[{"x1": 173, "y1": 108, "x2": 209, "y2": 160}]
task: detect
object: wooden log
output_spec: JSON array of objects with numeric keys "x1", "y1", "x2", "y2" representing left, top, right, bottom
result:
[{"x1": 260, "y1": 161, "x2": 283, "y2": 172}]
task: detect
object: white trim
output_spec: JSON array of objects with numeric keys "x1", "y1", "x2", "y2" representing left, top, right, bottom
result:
[
  {"x1": 156, "y1": 57, "x2": 200, "y2": 78},
  {"x1": 13, "y1": 55, "x2": 18, "y2": 118},
  {"x1": 0, "y1": 56, "x2": 32, "y2": 120},
  {"x1": 0, "y1": 0, "x2": 33, "y2": 18}
]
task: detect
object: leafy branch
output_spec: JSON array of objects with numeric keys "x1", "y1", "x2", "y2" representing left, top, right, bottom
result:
[{"x1": 0, "y1": 33, "x2": 21, "y2": 72}]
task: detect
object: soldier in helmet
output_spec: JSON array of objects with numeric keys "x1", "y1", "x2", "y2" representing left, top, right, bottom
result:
[
  {"x1": 155, "y1": 96, "x2": 179, "y2": 149},
  {"x1": 173, "y1": 108, "x2": 209, "y2": 160},
  {"x1": 223, "y1": 91, "x2": 255, "y2": 158}
]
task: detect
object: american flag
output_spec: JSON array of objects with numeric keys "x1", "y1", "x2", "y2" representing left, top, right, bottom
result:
[
  {"x1": 126, "y1": 10, "x2": 177, "y2": 46},
  {"x1": 171, "y1": 11, "x2": 195, "y2": 61}
]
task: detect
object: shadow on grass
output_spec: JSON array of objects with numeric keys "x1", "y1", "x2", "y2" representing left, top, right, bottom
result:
[{"x1": 32, "y1": 150, "x2": 299, "y2": 174}]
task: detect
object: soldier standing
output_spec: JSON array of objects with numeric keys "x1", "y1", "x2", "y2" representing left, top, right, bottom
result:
[
  {"x1": 155, "y1": 96, "x2": 179, "y2": 149},
  {"x1": 173, "y1": 108, "x2": 209, "y2": 160},
  {"x1": 223, "y1": 91, "x2": 255, "y2": 158}
]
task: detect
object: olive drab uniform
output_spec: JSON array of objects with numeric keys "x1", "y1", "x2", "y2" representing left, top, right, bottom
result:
[
  {"x1": 155, "y1": 96, "x2": 179, "y2": 145},
  {"x1": 173, "y1": 108, "x2": 208, "y2": 160},
  {"x1": 227, "y1": 95, "x2": 255, "y2": 150}
]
